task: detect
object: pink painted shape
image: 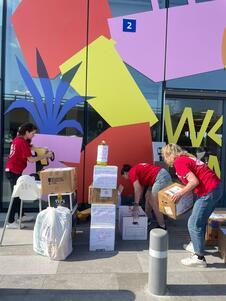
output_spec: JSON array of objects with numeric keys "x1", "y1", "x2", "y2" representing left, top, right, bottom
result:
[
  {"x1": 108, "y1": 9, "x2": 167, "y2": 82},
  {"x1": 23, "y1": 134, "x2": 82, "y2": 175},
  {"x1": 108, "y1": 0, "x2": 226, "y2": 82}
]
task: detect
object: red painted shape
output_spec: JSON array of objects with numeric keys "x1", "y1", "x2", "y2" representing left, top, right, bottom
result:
[
  {"x1": 65, "y1": 123, "x2": 153, "y2": 203},
  {"x1": 12, "y1": 0, "x2": 112, "y2": 78}
]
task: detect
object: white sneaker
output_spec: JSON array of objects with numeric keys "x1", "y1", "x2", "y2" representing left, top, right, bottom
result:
[
  {"x1": 183, "y1": 241, "x2": 195, "y2": 253},
  {"x1": 6, "y1": 222, "x2": 25, "y2": 229},
  {"x1": 19, "y1": 215, "x2": 35, "y2": 222},
  {"x1": 181, "y1": 254, "x2": 207, "y2": 268}
]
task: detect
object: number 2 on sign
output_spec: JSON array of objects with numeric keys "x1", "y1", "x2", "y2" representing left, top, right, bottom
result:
[{"x1": 127, "y1": 22, "x2": 132, "y2": 30}]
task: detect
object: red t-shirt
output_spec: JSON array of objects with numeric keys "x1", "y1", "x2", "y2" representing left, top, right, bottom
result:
[
  {"x1": 174, "y1": 155, "x2": 220, "y2": 197},
  {"x1": 6, "y1": 137, "x2": 32, "y2": 174},
  {"x1": 128, "y1": 163, "x2": 161, "y2": 186}
]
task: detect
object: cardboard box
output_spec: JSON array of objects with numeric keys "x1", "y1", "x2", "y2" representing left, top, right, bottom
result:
[
  {"x1": 48, "y1": 192, "x2": 77, "y2": 212},
  {"x1": 158, "y1": 183, "x2": 193, "y2": 219},
  {"x1": 205, "y1": 210, "x2": 226, "y2": 246},
  {"x1": 91, "y1": 204, "x2": 116, "y2": 227},
  {"x1": 88, "y1": 186, "x2": 118, "y2": 204},
  {"x1": 119, "y1": 206, "x2": 147, "y2": 240},
  {"x1": 218, "y1": 227, "x2": 226, "y2": 263},
  {"x1": 89, "y1": 226, "x2": 115, "y2": 251},
  {"x1": 40, "y1": 167, "x2": 77, "y2": 194},
  {"x1": 93, "y1": 165, "x2": 118, "y2": 189}
]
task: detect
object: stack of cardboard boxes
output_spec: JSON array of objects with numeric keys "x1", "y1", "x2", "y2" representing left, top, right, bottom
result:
[
  {"x1": 40, "y1": 167, "x2": 77, "y2": 212},
  {"x1": 89, "y1": 165, "x2": 118, "y2": 251}
]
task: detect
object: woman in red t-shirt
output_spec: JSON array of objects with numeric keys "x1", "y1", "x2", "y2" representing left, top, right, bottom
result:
[
  {"x1": 162, "y1": 143, "x2": 222, "y2": 268},
  {"x1": 121, "y1": 163, "x2": 172, "y2": 230},
  {"x1": 5, "y1": 123, "x2": 53, "y2": 229}
]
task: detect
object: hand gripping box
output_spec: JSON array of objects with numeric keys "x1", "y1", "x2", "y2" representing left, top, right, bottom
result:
[
  {"x1": 88, "y1": 185, "x2": 118, "y2": 204},
  {"x1": 119, "y1": 206, "x2": 147, "y2": 240},
  {"x1": 40, "y1": 167, "x2": 77, "y2": 194},
  {"x1": 158, "y1": 183, "x2": 193, "y2": 219}
]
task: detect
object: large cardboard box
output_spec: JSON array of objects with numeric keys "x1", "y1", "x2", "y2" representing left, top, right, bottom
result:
[
  {"x1": 89, "y1": 226, "x2": 115, "y2": 251},
  {"x1": 88, "y1": 186, "x2": 118, "y2": 204},
  {"x1": 119, "y1": 206, "x2": 147, "y2": 240},
  {"x1": 40, "y1": 167, "x2": 77, "y2": 194},
  {"x1": 158, "y1": 183, "x2": 193, "y2": 219},
  {"x1": 93, "y1": 165, "x2": 118, "y2": 189},
  {"x1": 218, "y1": 227, "x2": 226, "y2": 263},
  {"x1": 205, "y1": 210, "x2": 226, "y2": 246}
]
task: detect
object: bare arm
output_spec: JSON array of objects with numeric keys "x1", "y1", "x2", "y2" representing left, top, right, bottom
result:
[
  {"x1": 133, "y1": 180, "x2": 144, "y2": 205},
  {"x1": 172, "y1": 171, "x2": 199, "y2": 203}
]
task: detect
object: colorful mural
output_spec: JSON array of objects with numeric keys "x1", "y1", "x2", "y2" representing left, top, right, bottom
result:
[{"x1": 6, "y1": 0, "x2": 225, "y2": 201}]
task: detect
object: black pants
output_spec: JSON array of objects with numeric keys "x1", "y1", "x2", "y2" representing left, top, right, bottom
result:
[{"x1": 5, "y1": 171, "x2": 24, "y2": 223}]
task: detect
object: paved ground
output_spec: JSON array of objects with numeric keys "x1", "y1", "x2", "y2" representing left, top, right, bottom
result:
[{"x1": 0, "y1": 212, "x2": 225, "y2": 301}]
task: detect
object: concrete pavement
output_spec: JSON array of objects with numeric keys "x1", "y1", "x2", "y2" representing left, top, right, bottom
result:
[{"x1": 0, "y1": 212, "x2": 226, "y2": 301}]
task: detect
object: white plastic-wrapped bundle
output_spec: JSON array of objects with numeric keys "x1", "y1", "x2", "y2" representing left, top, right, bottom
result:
[{"x1": 33, "y1": 206, "x2": 72, "y2": 260}]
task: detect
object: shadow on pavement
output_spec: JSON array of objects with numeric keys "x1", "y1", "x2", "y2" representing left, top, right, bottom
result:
[
  {"x1": 0, "y1": 289, "x2": 135, "y2": 301},
  {"x1": 167, "y1": 284, "x2": 226, "y2": 296}
]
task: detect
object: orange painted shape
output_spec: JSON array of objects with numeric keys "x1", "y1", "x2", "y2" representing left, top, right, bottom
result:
[{"x1": 65, "y1": 123, "x2": 153, "y2": 203}]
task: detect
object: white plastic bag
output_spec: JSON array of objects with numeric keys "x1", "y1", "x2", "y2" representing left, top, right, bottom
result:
[{"x1": 33, "y1": 206, "x2": 72, "y2": 260}]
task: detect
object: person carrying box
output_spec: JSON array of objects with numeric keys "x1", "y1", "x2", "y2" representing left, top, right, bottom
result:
[
  {"x1": 162, "y1": 143, "x2": 222, "y2": 268},
  {"x1": 121, "y1": 163, "x2": 172, "y2": 230}
]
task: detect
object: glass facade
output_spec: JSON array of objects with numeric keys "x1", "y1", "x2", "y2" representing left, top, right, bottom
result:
[{"x1": 0, "y1": 0, "x2": 226, "y2": 208}]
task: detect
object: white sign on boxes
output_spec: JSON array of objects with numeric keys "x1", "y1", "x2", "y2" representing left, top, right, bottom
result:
[
  {"x1": 93, "y1": 165, "x2": 118, "y2": 189},
  {"x1": 89, "y1": 204, "x2": 116, "y2": 251}
]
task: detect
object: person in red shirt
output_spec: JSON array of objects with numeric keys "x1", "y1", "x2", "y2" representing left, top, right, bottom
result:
[
  {"x1": 121, "y1": 163, "x2": 172, "y2": 230},
  {"x1": 162, "y1": 143, "x2": 222, "y2": 268},
  {"x1": 5, "y1": 122, "x2": 53, "y2": 229}
]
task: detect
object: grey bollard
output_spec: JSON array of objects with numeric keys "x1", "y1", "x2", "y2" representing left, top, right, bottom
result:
[{"x1": 148, "y1": 228, "x2": 168, "y2": 296}]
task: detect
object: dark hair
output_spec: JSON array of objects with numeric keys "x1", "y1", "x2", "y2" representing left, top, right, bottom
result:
[
  {"x1": 121, "y1": 164, "x2": 132, "y2": 175},
  {"x1": 17, "y1": 123, "x2": 37, "y2": 136}
]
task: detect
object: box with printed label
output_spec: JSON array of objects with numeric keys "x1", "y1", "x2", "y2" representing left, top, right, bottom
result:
[
  {"x1": 119, "y1": 206, "x2": 147, "y2": 240},
  {"x1": 158, "y1": 183, "x2": 193, "y2": 219},
  {"x1": 89, "y1": 226, "x2": 115, "y2": 251},
  {"x1": 88, "y1": 186, "x2": 118, "y2": 204},
  {"x1": 218, "y1": 227, "x2": 226, "y2": 263},
  {"x1": 40, "y1": 167, "x2": 77, "y2": 194},
  {"x1": 205, "y1": 210, "x2": 226, "y2": 246},
  {"x1": 48, "y1": 192, "x2": 77, "y2": 212},
  {"x1": 93, "y1": 165, "x2": 118, "y2": 189}
]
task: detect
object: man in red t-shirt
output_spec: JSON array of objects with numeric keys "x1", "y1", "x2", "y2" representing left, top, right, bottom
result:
[
  {"x1": 162, "y1": 143, "x2": 222, "y2": 268},
  {"x1": 5, "y1": 123, "x2": 53, "y2": 229},
  {"x1": 121, "y1": 163, "x2": 172, "y2": 229}
]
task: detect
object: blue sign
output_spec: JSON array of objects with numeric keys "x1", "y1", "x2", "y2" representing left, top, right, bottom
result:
[{"x1": 123, "y1": 19, "x2": 136, "y2": 33}]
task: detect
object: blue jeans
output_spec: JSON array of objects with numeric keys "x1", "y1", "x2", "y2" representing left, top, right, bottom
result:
[
  {"x1": 151, "y1": 168, "x2": 172, "y2": 196},
  {"x1": 188, "y1": 182, "x2": 223, "y2": 255}
]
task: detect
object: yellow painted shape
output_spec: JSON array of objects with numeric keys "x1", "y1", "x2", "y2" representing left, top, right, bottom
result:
[
  {"x1": 208, "y1": 155, "x2": 221, "y2": 178},
  {"x1": 60, "y1": 36, "x2": 158, "y2": 127},
  {"x1": 164, "y1": 105, "x2": 214, "y2": 147},
  {"x1": 207, "y1": 116, "x2": 223, "y2": 146}
]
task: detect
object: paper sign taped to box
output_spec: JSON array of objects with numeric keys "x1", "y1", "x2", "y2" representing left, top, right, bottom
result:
[
  {"x1": 93, "y1": 165, "x2": 118, "y2": 189},
  {"x1": 91, "y1": 204, "x2": 116, "y2": 227}
]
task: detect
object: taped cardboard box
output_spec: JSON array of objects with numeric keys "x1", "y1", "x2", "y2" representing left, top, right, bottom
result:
[
  {"x1": 88, "y1": 186, "x2": 118, "y2": 204},
  {"x1": 205, "y1": 210, "x2": 226, "y2": 246},
  {"x1": 158, "y1": 183, "x2": 193, "y2": 219},
  {"x1": 40, "y1": 167, "x2": 77, "y2": 194},
  {"x1": 218, "y1": 227, "x2": 226, "y2": 263},
  {"x1": 119, "y1": 206, "x2": 147, "y2": 240}
]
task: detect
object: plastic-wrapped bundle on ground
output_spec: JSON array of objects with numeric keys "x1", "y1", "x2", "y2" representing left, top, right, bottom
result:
[{"x1": 33, "y1": 206, "x2": 72, "y2": 260}]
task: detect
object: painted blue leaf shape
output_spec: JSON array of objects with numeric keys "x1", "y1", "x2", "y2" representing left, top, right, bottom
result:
[
  {"x1": 16, "y1": 57, "x2": 47, "y2": 121},
  {"x1": 54, "y1": 63, "x2": 82, "y2": 118},
  {"x1": 56, "y1": 96, "x2": 84, "y2": 124},
  {"x1": 56, "y1": 119, "x2": 83, "y2": 135},
  {"x1": 36, "y1": 49, "x2": 54, "y2": 118},
  {"x1": 5, "y1": 99, "x2": 44, "y2": 131}
]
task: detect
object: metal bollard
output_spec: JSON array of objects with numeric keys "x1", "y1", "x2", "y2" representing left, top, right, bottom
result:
[{"x1": 148, "y1": 228, "x2": 168, "y2": 296}]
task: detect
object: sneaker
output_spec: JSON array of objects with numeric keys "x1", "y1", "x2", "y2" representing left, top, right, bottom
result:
[
  {"x1": 181, "y1": 254, "x2": 207, "y2": 268},
  {"x1": 6, "y1": 222, "x2": 25, "y2": 229},
  {"x1": 183, "y1": 241, "x2": 195, "y2": 253},
  {"x1": 19, "y1": 215, "x2": 35, "y2": 223}
]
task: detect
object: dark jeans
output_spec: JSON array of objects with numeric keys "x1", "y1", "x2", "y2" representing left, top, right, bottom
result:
[{"x1": 5, "y1": 171, "x2": 24, "y2": 223}]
